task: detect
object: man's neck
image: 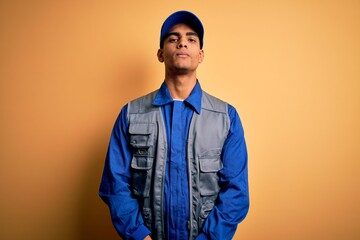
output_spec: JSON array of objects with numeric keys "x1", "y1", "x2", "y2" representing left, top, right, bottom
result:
[{"x1": 164, "y1": 74, "x2": 197, "y2": 100}]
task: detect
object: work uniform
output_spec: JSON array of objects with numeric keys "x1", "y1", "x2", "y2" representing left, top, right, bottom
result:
[{"x1": 99, "y1": 81, "x2": 249, "y2": 240}]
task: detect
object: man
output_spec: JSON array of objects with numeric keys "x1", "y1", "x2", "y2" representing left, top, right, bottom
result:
[{"x1": 99, "y1": 10, "x2": 249, "y2": 240}]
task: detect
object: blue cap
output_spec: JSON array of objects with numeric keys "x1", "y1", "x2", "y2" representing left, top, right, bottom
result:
[{"x1": 160, "y1": 10, "x2": 204, "y2": 49}]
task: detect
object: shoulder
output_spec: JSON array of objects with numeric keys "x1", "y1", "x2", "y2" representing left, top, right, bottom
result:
[
  {"x1": 202, "y1": 92, "x2": 244, "y2": 129},
  {"x1": 128, "y1": 90, "x2": 159, "y2": 114},
  {"x1": 202, "y1": 91, "x2": 228, "y2": 114}
]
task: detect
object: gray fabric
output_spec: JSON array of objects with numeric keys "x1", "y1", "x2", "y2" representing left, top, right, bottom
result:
[{"x1": 127, "y1": 90, "x2": 230, "y2": 239}]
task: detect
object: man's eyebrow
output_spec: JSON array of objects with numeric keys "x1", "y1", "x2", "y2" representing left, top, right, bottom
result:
[
  {"x1": 186, "y1": 32, "x2": 198, "y2": 37},
  {"x1": 166, "y1": 31, "x2": 199, "y2": 37},
  {"x1": 166, "y1": 32, "x2": 180, "y2": 37}
]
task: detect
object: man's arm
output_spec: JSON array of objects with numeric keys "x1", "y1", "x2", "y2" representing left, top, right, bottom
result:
[
  {"x1": 196, "y1": 104, "x2": 250, "y2": 240},
  {"x1": 99, "y1": 105, "x2": 151, "y2": 240}
]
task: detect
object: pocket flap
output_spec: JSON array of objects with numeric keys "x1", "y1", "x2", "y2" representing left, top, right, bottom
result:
[
  {"x1": 129, "y1": 123, "x2": 154, "y2": 135},
  {"x1": 129, "y1": 123, "x2": 154, "y2": 148},
  {"x1": 131, "y1": 156, "x2": 153, "y2": 170},
  {"x1": 199, "y1": 158, "x2": 223, "y2": 173}
]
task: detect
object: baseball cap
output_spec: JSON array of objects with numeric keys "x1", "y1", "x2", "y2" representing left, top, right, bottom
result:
[{"x1": 160, "y1": 10, "x2": 204, "y2": 49}]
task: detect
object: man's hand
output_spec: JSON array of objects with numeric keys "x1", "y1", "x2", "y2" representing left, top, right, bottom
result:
[{"x1": 144, "y1": 235, "x2": 152, "y2": 240}]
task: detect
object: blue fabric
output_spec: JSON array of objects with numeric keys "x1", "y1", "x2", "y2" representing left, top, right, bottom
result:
[
  {"x1": 99, "y1": 81, "x2": 249, "y2": 240},
  {"x1": 153, "y1": 82, "x2": 198, "y2": 240}
]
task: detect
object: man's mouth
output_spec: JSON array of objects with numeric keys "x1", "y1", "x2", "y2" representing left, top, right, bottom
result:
[{"x1": 176, "y1": 52, "x2": 190, "y2": 57}]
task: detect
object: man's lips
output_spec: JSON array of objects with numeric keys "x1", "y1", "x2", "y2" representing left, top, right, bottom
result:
[{"x1": 176, "y1": 52, "x2": 190, "y2": 57}]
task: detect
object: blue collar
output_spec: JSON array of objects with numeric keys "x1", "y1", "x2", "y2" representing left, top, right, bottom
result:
[{"x1": 152, "y1": 81, "x2": 202, "y2": 114}]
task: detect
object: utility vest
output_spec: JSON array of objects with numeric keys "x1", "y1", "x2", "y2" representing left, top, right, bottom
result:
[{"x1": 127, "y1": 90, "x2": 230, "y2": 240}]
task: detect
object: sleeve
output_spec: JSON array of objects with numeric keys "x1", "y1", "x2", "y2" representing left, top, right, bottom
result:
[
  {"x1": 196, "y1": 104, "x2": 250, "y2": 240},
  {"x1": 99, "y1": 104, "x2": 151, "y2": 240}
]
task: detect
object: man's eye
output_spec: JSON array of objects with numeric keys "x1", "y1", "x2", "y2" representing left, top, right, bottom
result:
[
  {"x1": 188, "y1": 38, "x2": 196, "y2": 43},
  {"x1": 169, "y1": 38, "x2": 179, "y2": 43}
]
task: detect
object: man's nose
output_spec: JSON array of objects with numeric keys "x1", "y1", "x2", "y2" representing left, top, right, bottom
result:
[{"x1": 177, "y1": 39, "x2": 187, "y2": 48}]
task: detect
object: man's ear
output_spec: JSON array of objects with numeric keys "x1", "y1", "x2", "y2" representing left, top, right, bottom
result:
[
  {"x1": 157, "y1": 49, "x2": 164, "y2": 62},
  {"x1": 199, "y1": 49, "x2": 204, "y2": 63}
]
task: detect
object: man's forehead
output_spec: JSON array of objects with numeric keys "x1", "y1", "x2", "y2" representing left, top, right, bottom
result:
[{"x1": 168, "y1": 23, "x2": 197, "y2": 34}]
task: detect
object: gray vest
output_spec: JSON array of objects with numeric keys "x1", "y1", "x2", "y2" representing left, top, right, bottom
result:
[{"x1": 127, "y1": 90, "x2": 230, "y2": 240}]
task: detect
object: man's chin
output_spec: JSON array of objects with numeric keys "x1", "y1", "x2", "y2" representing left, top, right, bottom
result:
[{"x1": 173, "y1": 64, "x2": 195, "y2": 73}]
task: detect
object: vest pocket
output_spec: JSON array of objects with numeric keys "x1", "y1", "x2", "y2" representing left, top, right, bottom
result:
[
  {"x1": 131, "y1": 155, "x2": 153, "y2": 196},
  {"x1": 129, "y1": 123, "x2": 155, "y2": 197},
  {"x1": 198, "y1": 195, "x2": 217, "y2": 230},
  {"x1": 199, "y1": 157, "x2": 223, "y2": 196},
  {"x1": 142, "y1": 207, "x2": 153, "y2": 231},
  {"x1": 129, "y1": 123, "x2": 155, "y2": 148}
]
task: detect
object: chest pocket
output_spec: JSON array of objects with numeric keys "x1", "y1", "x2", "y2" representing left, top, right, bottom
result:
[{"x1": 129, "y1": 123, "x2": 156, "y2": 197}]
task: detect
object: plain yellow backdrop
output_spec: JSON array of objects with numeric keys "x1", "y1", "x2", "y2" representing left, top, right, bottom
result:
[{"x1": 1, "y1": 1, "x2": 359, "y2": 239}]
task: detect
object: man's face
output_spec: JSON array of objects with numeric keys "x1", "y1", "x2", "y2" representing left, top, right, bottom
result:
[{"x1": 157, "y1": 23, "x2": 204, "y2": 74}]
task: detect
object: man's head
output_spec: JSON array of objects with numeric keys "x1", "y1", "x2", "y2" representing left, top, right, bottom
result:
[
  {"x1": 157, "y1": 11, "x2": 205, "y2": 75},
  {"x1": 159, "y1": 10, "x2": 204, "y2": 49}
]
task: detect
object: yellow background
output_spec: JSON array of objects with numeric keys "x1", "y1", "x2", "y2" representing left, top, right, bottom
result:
[{"x1": 1, "y1": 1, "x2": 359, "y2": 239}]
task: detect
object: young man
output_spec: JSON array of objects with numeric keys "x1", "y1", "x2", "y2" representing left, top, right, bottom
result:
[{"x1": 99, "y1": 10, "x2": 249, "y2": 240}]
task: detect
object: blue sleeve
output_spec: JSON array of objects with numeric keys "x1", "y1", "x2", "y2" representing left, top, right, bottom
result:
[
  {"x1": 99, "y1": 104, "x2": 151, "y2": 240},
  {"x1": 197, "y1": 104, "x2": 250, "y2": 240}
]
